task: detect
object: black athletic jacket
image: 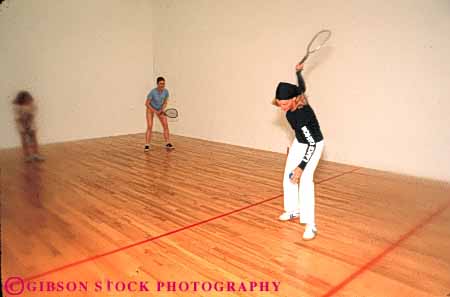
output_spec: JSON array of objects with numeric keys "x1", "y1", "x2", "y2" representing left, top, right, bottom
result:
[{"x1": 286, "y1": 71, "x2": 324, "y2": 170}]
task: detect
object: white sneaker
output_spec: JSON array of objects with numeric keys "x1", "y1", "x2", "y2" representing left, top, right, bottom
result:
[
  {"x1": 302, "y1": 225, "x2": 317, "y2": 241},
  {"x1": 278, "y1": 211, "x2": 300, "y2": 221},
  {"x1": 144, "y1": 144, "x2": 151, "y2": 152}
]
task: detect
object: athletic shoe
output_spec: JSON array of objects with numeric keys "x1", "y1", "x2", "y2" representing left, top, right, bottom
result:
[
  {"x1": 278, "y1": 211, "x2": 300, "y2": 221},
  {"x1": 302, "y1": 225, "x2": 317, "y2": 241}
]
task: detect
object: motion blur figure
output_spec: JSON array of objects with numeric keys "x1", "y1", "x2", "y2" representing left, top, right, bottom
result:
[{"x1": 13, "y1": 91, "x2": 45, "y2": 162}]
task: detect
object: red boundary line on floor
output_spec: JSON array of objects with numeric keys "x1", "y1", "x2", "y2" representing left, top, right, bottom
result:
[
  {"x1": 316, "y1": 167, "x2": 360, "y2": 184},
  {"x1": 13, "y1": 166, "x2": 448, "y2": 296},
  {"x1": 320, "y1": 198, "x2": 450, "y2": 297},
  {"x1": 8, "y1": 168, "x2": 355, "y2": 283},
  {"x1": 22, "y1": 194, "x2": 281, "y2": 282}
]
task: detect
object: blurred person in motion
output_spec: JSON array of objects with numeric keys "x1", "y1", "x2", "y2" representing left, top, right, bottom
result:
[{"x1": 13, "y1": 90, "x2": 45, "y2": 162}]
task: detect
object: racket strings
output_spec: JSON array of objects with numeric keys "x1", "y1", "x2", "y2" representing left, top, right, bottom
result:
[
  {"x1": 308, "y1": 30, "x2": 332, "y2": 53},
  {"x1": 164, "y1": 109, "x2": 178, "y2": 118}
]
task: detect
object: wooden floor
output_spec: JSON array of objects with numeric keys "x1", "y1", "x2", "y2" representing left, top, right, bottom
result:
[{"x1": 1, "y1": 133, "x2": 449, "y2": 297}]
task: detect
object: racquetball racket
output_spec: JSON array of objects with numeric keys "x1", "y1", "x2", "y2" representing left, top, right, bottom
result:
[
  {"x1": 299, "y1": 29, "x2": 332, "y2": 64},
  {"x1": 162, "y1": 108, "x2": 178, "y2": 118}
]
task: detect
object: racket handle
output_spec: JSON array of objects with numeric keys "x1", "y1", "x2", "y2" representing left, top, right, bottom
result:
[
  {"x1": 289, "y1": 173, "x2": 293, "y2": 179},
  {"x1": 299, "y1": 55, "x2": 308, "y2": 65}
]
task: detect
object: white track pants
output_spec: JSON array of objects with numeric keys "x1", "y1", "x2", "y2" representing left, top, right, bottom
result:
[{"x1": 283, "y1": 139, "x2": 324, "y2": 226}]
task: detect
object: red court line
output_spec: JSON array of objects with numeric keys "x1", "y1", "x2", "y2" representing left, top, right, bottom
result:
[
  {"x1": 317, "y1": 167, "x2": 360, "y2": 184},
  {"x1": 321, "y1": 198, "x2": 450, "y2": 297},
  {"x1": 18, "y1": 169, "x2": 356, "y2": 282},
  {"x1": 23, "y1": 194, "x2": 280, "y2": 282},
  {"x1": 352, "y1": 171, "x2": 450, "y2": 188}
]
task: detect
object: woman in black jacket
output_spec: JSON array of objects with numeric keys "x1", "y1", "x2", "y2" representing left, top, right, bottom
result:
[{"x1": 272, "y1": 63, "x2": 324, "y2": 240}]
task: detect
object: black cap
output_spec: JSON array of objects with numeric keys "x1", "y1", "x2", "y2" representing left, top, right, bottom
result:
[{"x1": 275, "y1": 82, "x2": 300, "y2": 100}]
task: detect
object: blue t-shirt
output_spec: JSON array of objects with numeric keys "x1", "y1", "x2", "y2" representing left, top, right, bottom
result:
[{"x1": 147, "y1": 88, "x2": 169, "y2": 110}]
